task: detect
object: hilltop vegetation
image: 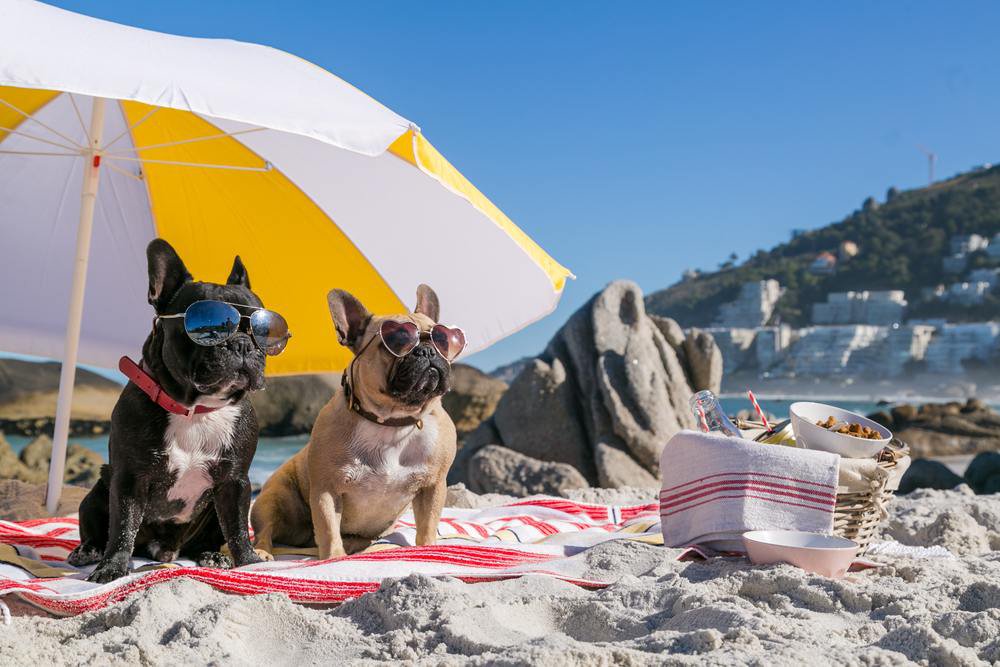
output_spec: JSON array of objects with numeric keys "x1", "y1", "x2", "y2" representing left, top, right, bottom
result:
[{"x1": 646, "y1": 165, "x2": 1000, "y2": 327}]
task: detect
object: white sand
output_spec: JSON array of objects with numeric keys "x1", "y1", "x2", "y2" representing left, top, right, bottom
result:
[{"x1": 2, "y1": 487, "x2": 999, "y2": 666}]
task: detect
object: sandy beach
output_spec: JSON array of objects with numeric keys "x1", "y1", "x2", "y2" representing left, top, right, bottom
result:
[{"x1": 1, "y1": 485, "x2": 997, "y2": 665}]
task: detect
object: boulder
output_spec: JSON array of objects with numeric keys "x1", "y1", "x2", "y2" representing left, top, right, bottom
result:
[
  {"x1": 466, "y1": 445, "x2": 589, "y2": 496},
  {"x1": 897, "y1": 459, "x2": 964, "y2": 495},
  {"x1": 0, "y1": 358, "x2": 121, "y2": 422},
  {"x1": 649, "y1": 314, "x2": 686, "y2": 350},
  {"x1": 590, "y1": 281, "x2": 695, "y2": 472},
  {"x1": 681, "y1": 328, "x2": 723, "y2": 393},
  {"x1": 0, "y1": 479, "x2": 89, "y2": 520},
  {"x1": 0, "y1": 432, "x2": 34, "y2": 482},
  {"x1": 441, "y1": 364, "x2": 507, "y2": 439},
  {"x1": 594, "y1": 442, "x2": 658, "y2": 489},
  {"x1": 463, "y1": 280, "x2": 708, "y2": 494},
  {"x1": 890, "y1": 404, "x2": 918, "y2": 425},
  {"x1": 492, "y1": 357, "x2": 595, "y2": 481},
  {"x1": 251, "y1": 374, "x2": 340, "y2": 436},
  {"x1": 19, "y1": 434, "x2": 104, "y2": 487},
  {"x1": 447, "y1": 417, "x2": 502, "y2": 487},
  {"x1": 965, "y1": 452, "x2": 1000, "y2": 495}
]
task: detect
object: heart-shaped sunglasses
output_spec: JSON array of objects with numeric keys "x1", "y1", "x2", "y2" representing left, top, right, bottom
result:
[
  {"x1": 158, "y1": 300, "x2": 291, "y2": 356},
  {"x1": 378, "y1": 320, "x2": 466, "y2": 362}
]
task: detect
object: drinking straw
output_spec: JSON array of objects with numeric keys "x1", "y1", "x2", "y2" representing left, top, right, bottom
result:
[
  {"x1": 747, "y1": 389, "x2": 771, "y2": 431},
  {"x1": 696, "y1": 405, "x2": 709, "y2": 432}
]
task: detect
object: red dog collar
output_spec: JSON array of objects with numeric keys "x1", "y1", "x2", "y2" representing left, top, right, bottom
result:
[{"x1": 118, "y1": 356, "x2": 220, "y2": 417}]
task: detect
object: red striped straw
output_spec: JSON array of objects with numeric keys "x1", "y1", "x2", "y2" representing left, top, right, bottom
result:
[
  {"x1": 696, "y1": 405, "x2": 709, "y2": 432},
  {"x1": 747, "y1": 389, "x2": 771, "y2": 431}
]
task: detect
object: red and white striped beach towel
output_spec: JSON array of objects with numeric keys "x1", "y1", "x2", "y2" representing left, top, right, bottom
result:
[
  {"x1": 0, "y1": 498, "x2": 660, "y2": 616},
  {"x1": 659, "y1": 430, "x2": 840, "y2": 551}
]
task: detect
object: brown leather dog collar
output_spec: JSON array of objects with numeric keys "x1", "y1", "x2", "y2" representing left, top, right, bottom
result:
[{"x1": 341, "y1": 370, "x2": 424, "y2": 430}]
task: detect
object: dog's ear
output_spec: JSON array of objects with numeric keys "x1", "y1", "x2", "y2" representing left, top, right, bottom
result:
[
  {"x1": 227, "y1": 255, "x2": 251, "y2": 289},
  {"x1": 414, "y1": 284, "x2": 440, "y2": 322},
  {"x1": 327, "y1": 289, "x2": 371, "y2": 352},
  {"x1": 147, "y1": 239, "x2": 192, "y2": 313}
]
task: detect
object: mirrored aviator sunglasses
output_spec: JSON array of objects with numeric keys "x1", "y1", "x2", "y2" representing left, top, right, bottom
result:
[
  {"x1": 378, "y1": 320, "x2": 466, "y2": 362},
  {"x1": 160, "y1": 300, "x2": 291, "y2": 356}
]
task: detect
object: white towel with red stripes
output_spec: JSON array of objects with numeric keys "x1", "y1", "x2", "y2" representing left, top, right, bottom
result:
[
  {"x1": 0, "y1": 497, "x2": 661, "y2": 617},
  {"x1": 659, "y1": 430, "x2": 840, "y2": 551}
]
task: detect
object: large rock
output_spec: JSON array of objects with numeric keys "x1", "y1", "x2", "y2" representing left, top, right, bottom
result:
[
  {"x1": 965, "y1": 452, "x2": 1000, "y2": 495},
  {"x1": 0, "y1": 432, "x2": 103, "y2": 486},
  {"x1": 492, "y1": 357, "x2": 595, "y2": 481},
  {"x1": 897, "y1": 459, "x2": 964, "y2": 495},
  {"x1": 884, "y1": 399, "x2": 1000, "y2": 458},
  {"x1": 466, "y1": 445, "x2": 589, "y2": 496},
  {"x1": 589, "y1": 282, "x2": 696, "y2": 472},
  {"x1": 0, "y1": 358, "x2": 121, "y2": 421},
  {"x1": 19, "y1": 434, "x2": 104, "y2": 487},
  {"x1": 0, "y1": 432, "x2": 33, "y2": 482},
  {"x1": 681, "y1": 328, "x2": 723, "y2": 394},
  {"x1": 441, "y1": 364, "x2": 507, "y2": 439},
  {"x1": 0, "y1": 479, "x2": 89, "y2": 520},
  {"x1": 447, "y1": 417, "x2": 501, "y2": 488},
  {"x1": 464, "y1": 280, "x2": 709, "y2": 494},
  {"x1": 594, "y1": 442, "x2": 658, "y2": 489},
  {"x1": 251, "y1": 374, "x2": 340, "y2": 436}
]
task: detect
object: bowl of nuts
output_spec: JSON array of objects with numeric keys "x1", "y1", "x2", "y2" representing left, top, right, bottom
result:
[{"x1": 789, "y1": 402, "x2": 892, "y2": 458}]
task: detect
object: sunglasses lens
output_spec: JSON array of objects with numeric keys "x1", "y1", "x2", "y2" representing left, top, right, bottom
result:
[
  {"x1": 184, "y1": 301, "x2": 240, "y2": 346},
  {"x1": 250, "y1": 309, "x2": 291, "y2": 356},
  {"x1": 379, "y1": 320, "x2": 419, "y2": 357},
  {"x1": 431, "y1": 325, "x2": 466, "y2": 361}
]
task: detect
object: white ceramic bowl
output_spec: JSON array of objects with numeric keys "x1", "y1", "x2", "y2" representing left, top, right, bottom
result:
[
  {"x1": 789, "y1": 401, "x2": 891, "y2": 458},
  {"x1": 743, "y1": 530, "x2": 858, "y2": 578}
]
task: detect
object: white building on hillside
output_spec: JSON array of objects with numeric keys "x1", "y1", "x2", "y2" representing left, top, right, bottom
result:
[
  {"x1": 950, "y1": 234, "x2": 989, "y2": 255},
  {"x1": 713, "y1": 280, "x2": 784, "y2": 328},
  {"x1": 811, "y1": 290, "x2": 907, "y2": 325}
]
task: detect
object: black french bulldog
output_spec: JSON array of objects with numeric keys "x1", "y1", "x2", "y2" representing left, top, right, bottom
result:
[{"x1": 68, "y1": 239, "x2": 269, "y2": 583}]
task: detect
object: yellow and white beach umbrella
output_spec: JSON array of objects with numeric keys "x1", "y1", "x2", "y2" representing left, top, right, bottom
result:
[{"x1": 0, "y1": 0, "x2": 571, "y2": 510}]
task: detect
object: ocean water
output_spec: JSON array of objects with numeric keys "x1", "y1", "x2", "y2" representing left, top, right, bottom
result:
[
  {"x1": 6, "y1": 433, "x2": 309, "y2": 487},
  {"x1": 6, "y1": 397, "x2": 888, "y2": 485}
]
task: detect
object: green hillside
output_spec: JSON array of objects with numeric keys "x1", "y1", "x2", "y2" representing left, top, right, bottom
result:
[{"x1": 645, "y1": 165, "x2": 1000, "y2": 327}]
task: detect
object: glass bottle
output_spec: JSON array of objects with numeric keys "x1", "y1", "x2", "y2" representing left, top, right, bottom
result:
[{"x1": 689, "y1": 390, "x2": 743, "y2": 438}]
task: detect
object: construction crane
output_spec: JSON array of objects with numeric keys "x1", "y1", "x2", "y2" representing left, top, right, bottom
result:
[{"x1": 917, "y1": 145, "x2": 937, "y2": 185}]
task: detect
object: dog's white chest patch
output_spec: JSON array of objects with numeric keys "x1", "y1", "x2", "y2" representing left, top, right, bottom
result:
[
  {"x1": 163, "y1": 405, "x2": 240, "y2": 522},
  {"x1": 346, "y1": 416, "x2": 438, "y2": 488}
]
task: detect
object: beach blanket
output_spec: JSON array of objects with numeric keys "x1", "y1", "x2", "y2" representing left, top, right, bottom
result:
[{"x1": 0, "y1": 498, "x2": 661, "y2": 616}]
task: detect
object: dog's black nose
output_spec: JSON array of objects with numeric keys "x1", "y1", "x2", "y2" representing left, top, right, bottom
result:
[
  {"x1": 229, "y1": 334, "x2": 255, "y2": 357},
  {"x1": 412, "y1": 343, "x2": 435, "y2": 359}
]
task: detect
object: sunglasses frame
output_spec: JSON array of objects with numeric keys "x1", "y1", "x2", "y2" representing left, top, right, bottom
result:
[
  {"x1": 158, "y1": 300, "x2": 291, "y2": 355},
  {"x1": 377, "y1": 319, "x2": 467, "y2": 362}
]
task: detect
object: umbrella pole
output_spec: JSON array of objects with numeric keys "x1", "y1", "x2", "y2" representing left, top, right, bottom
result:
[{"x1": 45, "y1": 97, "x2": 107, "y2": 514}]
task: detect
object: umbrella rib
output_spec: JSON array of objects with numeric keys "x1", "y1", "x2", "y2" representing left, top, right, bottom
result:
[
  {"x1": 0, "y1": 125, "x2": 81, "y2": 152},
  {"x1": 0, "y1": 149, "x2": 79, "y2": 157},
  {"x1": 104, "y1": 154, "x2": 272, "y2": 172},
  {"x1": 67, "y1": 94, "x2": 92, "y2": 146},
  {"x1": 0, "y1": 98, "x2": 84, "y2": 150},
  {"x1": 102, "y1": 127, "x2": 266, "y2": 156},
  {"x1": 104, "y1": 160, "x2": 144, "y2": 182},
  {"x1": 101, "y1": 105, "x2": 159, "y2": 152}
]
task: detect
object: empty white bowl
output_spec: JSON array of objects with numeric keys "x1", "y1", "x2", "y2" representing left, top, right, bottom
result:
[
  {"x1": 743, "y1": 530, "x2": 858, "y2": 578},
  {"x1": 789, "y1": 401, "x2": 891, "y2": 458}
]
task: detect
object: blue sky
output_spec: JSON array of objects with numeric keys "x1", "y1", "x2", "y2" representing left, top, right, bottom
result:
[{"x1": 33, "y1": 1, "x2": 1000, "y2": 374}]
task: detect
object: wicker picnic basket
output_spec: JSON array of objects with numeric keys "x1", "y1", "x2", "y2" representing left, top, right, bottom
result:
[
  {"x1": 832, "y1": 440, "x2": 910, "y2": 553},
  {"x1": 737, "y1": 419, "x2": 910, "y2": 554}
]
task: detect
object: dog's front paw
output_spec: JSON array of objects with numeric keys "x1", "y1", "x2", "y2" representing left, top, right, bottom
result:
[
  {"x1": 87, "y1": 558, "x2": 129, "y2": 584},
  {"x1": 196, "y1": 551, "x2": 234, "y2": 569},
  {"x1": 67, "y1": 543, "x2": 102, "y2": 567},
  {"x1": 232, "y1": 550, "x2": 264, "y2": 568},
  {"x1": 253, "y1": 548, "x2": 274, "y2": 562}
]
